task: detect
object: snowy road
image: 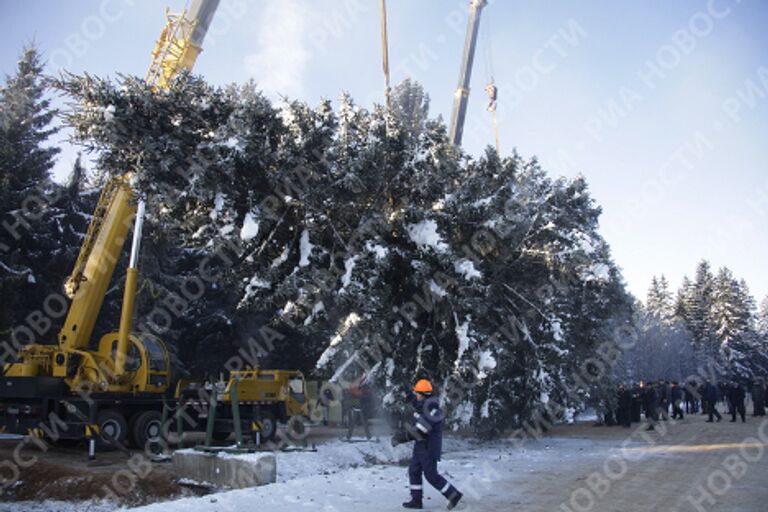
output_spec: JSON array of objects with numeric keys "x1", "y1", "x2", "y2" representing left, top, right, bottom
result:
[
  {"x1": 128, "y1": 437, "x2": 592, "y2": 512},
  {"x1": 128, "y1": 415, "x2": 768, "y2": 512},
  {"x1": 4, "y1": 415, "x2": 767, "y2": 512}
]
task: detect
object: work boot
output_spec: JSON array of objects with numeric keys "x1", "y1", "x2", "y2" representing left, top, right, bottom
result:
[
  {"x1": 447, "y1": 490, "x2": 463, "y2": 510},
  {"x1": 402, "y1": 498, "x2": 423, "y2": 509}
]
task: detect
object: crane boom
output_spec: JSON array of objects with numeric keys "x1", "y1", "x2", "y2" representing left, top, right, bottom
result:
[
  {"x1": 58, "y1": 0, "x2": 220, "y2": 380},
  {"x1": 114, "y1": 0, "x2": 220, "y2": 376},
  {"x1": 448, "y1": 0, "x2": 487, "y2": 147},
  {"x1": 146, "y1": 0, "x2": 219, "y2": 89},
  {"x1": 58, "y1": 177, "x2": 135, "y2": 352}
]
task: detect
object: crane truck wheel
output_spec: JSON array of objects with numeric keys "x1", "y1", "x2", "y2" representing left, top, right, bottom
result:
[
  {"x1": 256, "y1": 410, "x2": 276, "y2": 441},
  {"x1": 131, "y1": 410, "x2": 162, "y2": 449},
  {"x1": 96, "y1": 410, "x2": 128, "y2": 451}
]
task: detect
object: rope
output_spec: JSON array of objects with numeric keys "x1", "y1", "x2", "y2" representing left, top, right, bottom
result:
[
  {"x1": 480, "y1": 13, "x2": 500, "y2": 154},
  {"x1": 481, "y1": 10, "x2": 495, "y2": 81}
]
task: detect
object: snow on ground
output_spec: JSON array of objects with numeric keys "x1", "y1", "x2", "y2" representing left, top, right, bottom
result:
[
  {"x1": 127, "y1": 436, "x2": 612, "y2": 512},
  {"x1": 0, "y1": 500, "x2": 114, "y2": 512},
  {"x1": 223, "y1": 437, "x2": 425, "y2": 483},
  {"x1": 0, "y1": 431, "x2": 665, "y2": 512}
]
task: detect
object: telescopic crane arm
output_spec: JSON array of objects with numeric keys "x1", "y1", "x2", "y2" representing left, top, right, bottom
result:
[
  {"x1": 146, "y1": 0, "x2": 220, "y2": 90},
  {"x1": 448, "y1": 0, "x2": 487, "y2": 147},
  {"x1": 114, "y1": 0, "x2": 220, "y2": 377},
  {"x1": 58, "y1": 0, "x2": 221, "y2": 380}
]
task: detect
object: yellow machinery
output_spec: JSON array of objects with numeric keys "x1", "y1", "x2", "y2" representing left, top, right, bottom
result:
[
  {"x1": 4, "y1": 0, "x2": 219, "y2": 394},
  {"x1": 219, "y1": 368, "x2": 309, "y2": 440},
  {"x1": 224, "y1": 368, "x2": 308, "y2": 417},
  {"x1": 1, "y1": 0, "x2": 309, "y2": 448},
  {"x1": 0, "y1": 1, "x2": 223, "y2": 448}
]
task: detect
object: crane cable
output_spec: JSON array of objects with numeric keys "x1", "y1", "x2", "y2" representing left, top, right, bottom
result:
[
  {"x1": 380, "y1": 0, "x2": 391, "y2": 111},
  {"x1": 482, "y1": 16, "x2": 500, "y2": 154}
]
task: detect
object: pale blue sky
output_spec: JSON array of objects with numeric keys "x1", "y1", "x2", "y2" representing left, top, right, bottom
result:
[{"x1": 1, "y1": 0, "x2": 767, "y2": 302}]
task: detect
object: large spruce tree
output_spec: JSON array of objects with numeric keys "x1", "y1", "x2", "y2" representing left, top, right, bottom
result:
[
  {"x1": 56, "y1": 72, "x2": 633, "y2": 435},
  {"x1": 0, "y1": 46, "x2": 60, "y2": 341}
]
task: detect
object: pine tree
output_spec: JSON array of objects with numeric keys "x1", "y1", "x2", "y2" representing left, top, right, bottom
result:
[
  {"x1": 758, "y1": 296, "x2": 768, "y2": 338},
  {"x1": 674, "y1": 275, "x2": 693, "y2": 322},
  {"x1": 57, "y1": 72, "x2": 634, "y2": 436},
  {"x1": 670, "y1": 264, "x2": 764, "y2": 379},
  {"x1": 66, "y1": 153, "x2": 86, "y2": 200},
  {"x1": 624, "y1": 300, "x2": 697, "y2": 382},
  {"x1": 391, "y1": 79, "x2": 430, "y2": 141},
  {"x1": 713, "y1": 273, "x2": 763, "y2": 378},
  {"x1": 712, "y1": 267, "x2": 750, "y2": 346},
  {"x1": 737, "y1": 279, "x2": 757, "y2": 330},
  {"x1": 688, "y1": 260, "x2": 718, "y2": 361},
  {"x1": 647, "y1": 274, "x2": 673, "y2": 322},
  {"x1": 0, "y1": 46, "x2": 60, "y2": 338},
  {"x1": 0, "y1": 46, "x2": 59, "y2": 209}
]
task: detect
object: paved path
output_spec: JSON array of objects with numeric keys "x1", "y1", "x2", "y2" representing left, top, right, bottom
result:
[
  {"x1": 495, "y1": 412, "x2": 768, "y2": 512},
  {"x1": 3, "y1": 412, "x2": 767, "y2": 511}
]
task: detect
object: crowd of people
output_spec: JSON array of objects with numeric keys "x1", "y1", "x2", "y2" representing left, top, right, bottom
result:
[{"x1": 603, "y1": 378, "x2": 766, "y2": 430}]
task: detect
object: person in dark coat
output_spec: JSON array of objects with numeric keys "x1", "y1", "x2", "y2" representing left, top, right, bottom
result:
[
  {"x1": 631, "y1": 383, "x2": 642, "y2": 423},
  {"x1": 725, "y1": 381, "x2": 736, "y2": 417},
  {"x1": 344, "y1": 379, "x2": 372, "y2": 439},
  {"x1": 617, "y1": 383, "x2": 632, "y2": 428},
  {"x1": 684, "y1": 382, "x2": 696, "y2": 413},
  {"x1": 643, "y1": 381, "x2": 659, "y2": 431},
  {"x1": 315, "y1": 386, "x2": 336, "y2": 426},
  {"x1": 671, "y1": 381, "x2": 684, "y2": 419},
  {"x1": 701, "y1": 380, "x2": 711, "y2": 416},
  {"x1": 719, "y1": 382, "x2": 730, "y2": 412},
  {"x1": 688, "y1": 381, "x2": 700, "y2": 413},
  {"x1": 704, "y1": 379, "x2": 722, "y2": 422},
  {"x1": 658, "y1": 380, "x2": 670, "y2": 420},
  {"x1": 728, "y1": 382, "x2": 746, "y2": 423},
  {"x1": 752, "y1": 378, "x2": 766, "y2": 417},
  {"x1": 392, "y1": 379, "x2": 462, "y2": 510},
  {"x1": 602, "y1": 394, "x2": 617, "y2": 426}
]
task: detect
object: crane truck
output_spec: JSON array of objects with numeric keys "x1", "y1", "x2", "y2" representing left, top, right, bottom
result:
[{"x1": 0, "y1": 0, "x2": 308, "y2": 450}]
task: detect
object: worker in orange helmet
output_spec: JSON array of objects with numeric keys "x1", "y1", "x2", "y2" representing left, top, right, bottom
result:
[{"x1": 391, "y1": 378, "x2": 463, "y2": 510}]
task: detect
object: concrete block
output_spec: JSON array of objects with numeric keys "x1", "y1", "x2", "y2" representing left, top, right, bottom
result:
[{"x1": 173, "y1": 450, "x2": 276, "y2": 489}]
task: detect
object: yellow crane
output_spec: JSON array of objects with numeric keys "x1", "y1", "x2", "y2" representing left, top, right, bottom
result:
[
  {"x1": 2, "y1": 1, "x2": 308, "y2": 449},
  {"x1": 1, "y1": 0, "x2": 222, "y2": 447}
]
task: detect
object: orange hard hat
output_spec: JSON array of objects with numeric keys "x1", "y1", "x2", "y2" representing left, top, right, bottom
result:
[{"x1": 413, "y1": 379, "x2": 433, "y2": 394}]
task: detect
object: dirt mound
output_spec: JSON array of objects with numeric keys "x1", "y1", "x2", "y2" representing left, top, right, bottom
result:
[{"x1": 0, "y1": 441, "x2": 206, "y2": 507}]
